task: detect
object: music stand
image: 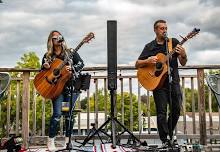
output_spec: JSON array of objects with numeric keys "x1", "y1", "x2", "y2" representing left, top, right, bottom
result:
[
  {"x1": 0, "y1": 72, "x2": 11, "y2": 99},
  {"x1": 206, "y1": 74, "x2": 220, "y2": 107}
]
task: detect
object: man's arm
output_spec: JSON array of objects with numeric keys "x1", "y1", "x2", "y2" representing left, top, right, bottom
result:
[
  {"x1": 178, "y1": 55, "x2": 187, "y2": 66},
  {"x1": 135, "y1": 56, "x2": 158, "y2": 68},
  {"x1": 175, "y1": 44, "x2": 187, "y2": 66}
]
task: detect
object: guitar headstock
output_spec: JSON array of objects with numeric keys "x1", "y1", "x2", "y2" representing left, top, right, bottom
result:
[
  {"x1": 180, "y1": 28, "x2": 200, "y2": 41},
  {"x1": 82, "y1": 32, "x2": 95, "y2": 43},
  {"x1": 187, "y1": 28, "x2": 200, "y2": 39}
]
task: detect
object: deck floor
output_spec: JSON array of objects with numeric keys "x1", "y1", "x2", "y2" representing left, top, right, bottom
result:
[{"x1": 1, "y1": 139, "x2": 220, "y2": 152}]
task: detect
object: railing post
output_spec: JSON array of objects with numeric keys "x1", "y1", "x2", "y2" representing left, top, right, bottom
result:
[
  {"x1": 120, "y1": 78, "x2": 124, "y2": 125},
  {"x1": 129, "y1": 78, "x2": 133, "y2": 131},
  {"x1": 32, "y1": 87, "x2": 37, "y2": 136},
  {"x1": 94, "y1": 78, "x2": 98, "y2": 129},
  {"x1": 7, "y1": 85, "x2": 11, "y2": 137},
  {"x1": 16, "y1": 80, "x2": 21, "y2": 136},
  {"x1": 182, "y1": 77, "x2": 187, "y2": 134},
  {"x1": 147, "y1": 90, "x2": 151, "y2": 134},
  {"x1": 22, "y1": 71, "x2": 30, "y2": 148},
  {"x1": 87, "y1": 89, "x2": 90, "y2": 133},
  {"x1": 78, "y1": 95, "x2": 81, "y2": 135},
  {"x1": 197, "y1": 69, "x2": 207, "y2": 145},
  {"x1": 104, "y1": 78, "x2": 108, "y2": 130},
  {"x1": 42, "y1": 98, "x2": 46, "y2": 136},
  {"x1": 138, "y1": 82, "x2": 141, "y2": 133},
  {"x1": 191, "y1": 77, "x2": 196, "y2": 134}
]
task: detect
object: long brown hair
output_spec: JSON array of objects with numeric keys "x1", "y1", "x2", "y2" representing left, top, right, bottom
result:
[{"x1": 46, "y1": 30, "x2": 68, "y2": 60}]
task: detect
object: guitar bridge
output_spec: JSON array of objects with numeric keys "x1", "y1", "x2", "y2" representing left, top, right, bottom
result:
[{"x1": 45, "y1": 74, "x2": 62, "y2": 85}]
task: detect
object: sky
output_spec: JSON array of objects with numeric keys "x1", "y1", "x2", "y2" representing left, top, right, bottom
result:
[{"x1": 0, "y1": 0, "x2": 220, "y2": 68}]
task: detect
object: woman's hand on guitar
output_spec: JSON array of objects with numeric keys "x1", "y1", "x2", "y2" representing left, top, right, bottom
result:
[
  {"x1": 43, "y1": 62, "x2": 50, "y2": 69},
  {"x1": 175, "y1": 44, "x2": 186, "y2": 58},
  {"x1": 66, "y1": 65, "x2": 72, "y2": 73},
  {"x1": 147, "y1": 56, "x2": 158, "y2": 64}
]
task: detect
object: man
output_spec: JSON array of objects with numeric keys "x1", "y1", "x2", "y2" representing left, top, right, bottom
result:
[{"x1": 135, "y1": 20, "x2": 187, "y2": 147}]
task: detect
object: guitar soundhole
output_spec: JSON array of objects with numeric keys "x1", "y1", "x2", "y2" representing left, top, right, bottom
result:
[
  {"x1": 155, "y1": 62, "x2": 163, "y2": 77},
  {"x1": 156, "y1": 62, "x2": 163, "y2": 71},
  {"x1": 53, "y1": 68, "x2": 60, "y2": 77}
]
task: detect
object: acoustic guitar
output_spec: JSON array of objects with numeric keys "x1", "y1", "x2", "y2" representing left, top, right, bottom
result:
[
  {"x1": 137, "y1": 28, "x2": 200, "y2": 91},
  {"x1": 34, "y1": 32, "x2": 95, "y2": 99}
]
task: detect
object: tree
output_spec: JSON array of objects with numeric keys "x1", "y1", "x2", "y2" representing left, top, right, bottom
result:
[
  {"x1": 80, "y1": 89, "x2": 147, "y2": 131},
  {"x1": 141, "y1": 94, "x2": 156, "y2": 116},
  {"x1": 15, "y1": 52, "x2": 40, "y2": 69}
]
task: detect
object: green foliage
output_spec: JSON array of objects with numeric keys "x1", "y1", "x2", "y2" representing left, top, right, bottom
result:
[
  {"x1": 0, "y1": 51, "x2": 42, "y2": 137},
  {"x1": 140, "y1": 94, "x2": 156, "y2": 116},
  {"x1": 81, "y1": 89, "x2": 148, "y2": 131},
  {"x1": 183, "y1": 80, "x2": 218, "y2": 113},
  {"x1": 29, "y1": 97, "x2": 52, "y2": 135},
  {"x1": 208, "y1": 69, "x2": 220, "y2": 75},
  {"x1": 15, "y1": 52, "x2": 40, "y2": 69}
]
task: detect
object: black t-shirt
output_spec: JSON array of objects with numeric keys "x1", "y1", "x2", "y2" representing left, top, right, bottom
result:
[{"x1": 138, "y1": 38, "x2": 180, "y2": 85}]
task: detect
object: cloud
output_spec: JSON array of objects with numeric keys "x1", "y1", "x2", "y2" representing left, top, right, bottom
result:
[
  {"x1": 199, "y1": 0, "x2": 220, "y2": 6},
  {"x1": 0, "y1": 0, "x2": 219, "y2": 68},
  {"x1": 189, "y1": 50, "x2": 220, "y2": 65}
]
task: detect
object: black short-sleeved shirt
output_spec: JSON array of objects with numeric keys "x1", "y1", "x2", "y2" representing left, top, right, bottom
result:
[{"x1": 138, "y1": 38, "x2": 180, "y2": 85}]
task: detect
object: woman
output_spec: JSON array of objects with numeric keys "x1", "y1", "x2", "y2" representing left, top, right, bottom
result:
[{"x1": 41, "y1": 30, "x2": 84, "y2": 151}]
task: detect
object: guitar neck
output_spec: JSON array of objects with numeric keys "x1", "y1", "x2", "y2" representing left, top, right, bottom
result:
[
  {"x1": 74, "y1": 41, "x2": 84, "y2": 52},
  {"x1": 56, "y1": 42, "x2": 83, "y2": 70},
  {"x1": 179, "y1": 38, "x2": 187, "y2": 46},
  {"x1": 170, "y1": 38, "x2": 188, "y2": 55},
  {"x1": 58, "y1": 41, "x2": 84, "y2": 69}
]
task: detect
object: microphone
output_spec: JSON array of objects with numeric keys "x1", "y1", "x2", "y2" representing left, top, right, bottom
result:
[
  {"x1": 57, "y1": 35, "x2": 64, "y2": 43},
  {"x1": 164, "y1": 32, "x2": 168, "y2": 40}
]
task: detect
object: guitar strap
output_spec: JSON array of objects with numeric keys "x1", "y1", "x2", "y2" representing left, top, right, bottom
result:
[{"x1": 168, "y1": 38, "x2": 172, "y2": 53}]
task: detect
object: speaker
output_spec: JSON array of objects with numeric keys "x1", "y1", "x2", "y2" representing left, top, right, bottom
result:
[{"x1": 107, "y1": 20, "x2": 117, "y2": 90}]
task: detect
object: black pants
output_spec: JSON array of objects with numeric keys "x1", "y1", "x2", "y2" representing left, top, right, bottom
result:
[{"x1": 153, "y1": 83, "x2": 182, "y2": 142}]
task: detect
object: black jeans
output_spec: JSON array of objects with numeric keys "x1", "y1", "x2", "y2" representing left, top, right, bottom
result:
[{"x1": 153, "y1": 83, "x2": 182, "y2": 142}]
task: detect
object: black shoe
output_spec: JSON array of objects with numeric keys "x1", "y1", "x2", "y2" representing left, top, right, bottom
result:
[
  {"x1": 171, "y1": 136, "x2": 179, "y2": 148},
  {"x1": 160, "y1": 140, "x2": 171, "y2": 149},
  {"x1": 172, "y1": 139, "x2": 178, "y2": 147}
]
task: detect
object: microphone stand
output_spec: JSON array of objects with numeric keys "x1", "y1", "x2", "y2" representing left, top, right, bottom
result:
[
  {"x1": 55, "y1": 49, "x2": 82, "y2": 152},
  {"x1": 165, "y1": 33, "x2": 174, "y2": 142},
  {"x1": 164, "y1": 34, "x2": 182, "y2": 152}
]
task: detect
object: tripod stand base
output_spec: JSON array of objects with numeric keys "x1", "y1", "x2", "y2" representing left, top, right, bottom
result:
[
  {"x1": 79, "y1": 116, "x2": 142, "y2": 148},
  {"x1": 80, "y1": 89, "x2": 143, "y2": 148}
]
